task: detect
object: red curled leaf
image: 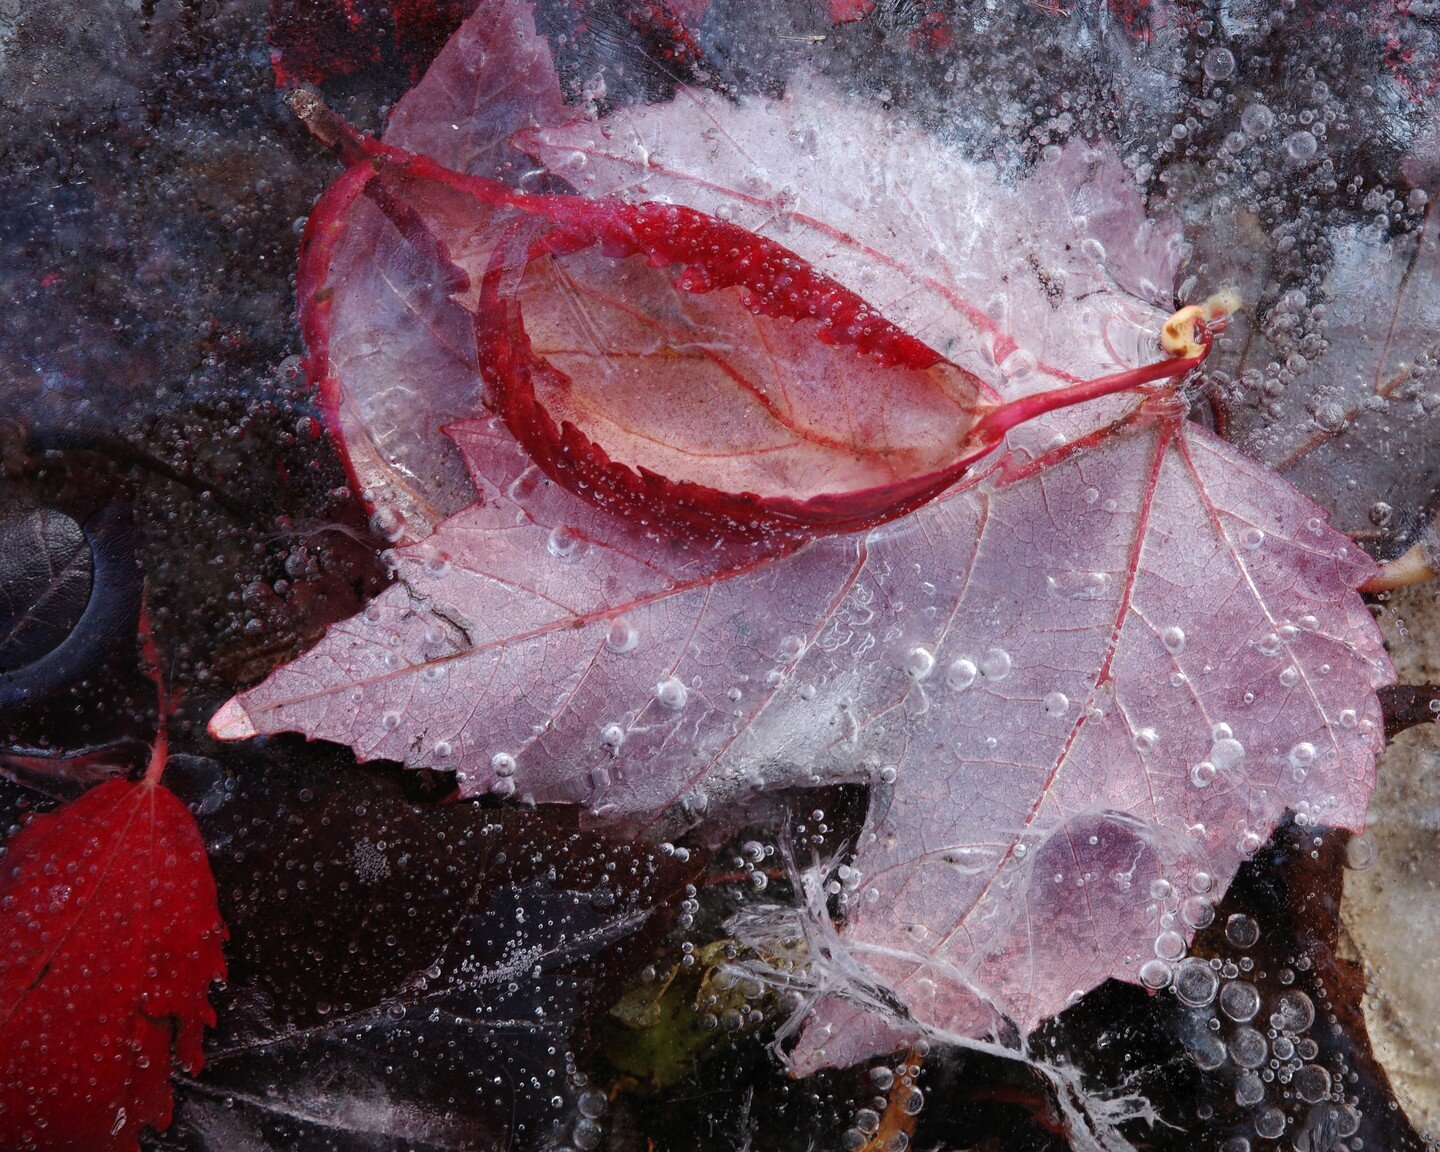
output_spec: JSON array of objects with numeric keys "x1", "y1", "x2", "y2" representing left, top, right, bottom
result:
[
  {"x1": 294, "y1": 124, "x2": 1198, "y2": 541},
  {"x1": 0, "y1": 778, "x2": 226, "y2": 1151},
  {"x1": 478, "y1": 193, "x2": 1000, "y2": 538}
]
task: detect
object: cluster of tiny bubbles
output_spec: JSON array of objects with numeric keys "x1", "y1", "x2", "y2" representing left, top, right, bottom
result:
[
  {"x1": 839, "y1": 1057, "x2": 926, "y2": 1152},
  {"x1": 694, "y1": 945, "x2": 772, "y2": 1037},
  {"x1": 1179, "y1": 903, "x2": 1356, "y2": 1144},
  {"x1": 671, "y1": 882, "x2": 699, "y2": 931},
  {"x1": 731, "y1": 839, "x2": 775, "y2": 891}
]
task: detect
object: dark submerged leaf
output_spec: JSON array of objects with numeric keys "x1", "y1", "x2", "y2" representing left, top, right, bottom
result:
[{"x1": 156, "y1": 746, "x2": 703, "y2": 1150}]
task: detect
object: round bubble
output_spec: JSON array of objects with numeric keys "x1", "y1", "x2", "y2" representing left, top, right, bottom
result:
[
  {"x1": 1175, "y1": 958, "x2": 1220, "y2": 1007},
  {"x1": 1230, "y1": 1026, "x2": 1267, "y2": 1069},
  {"x1": 1225, "y1": 913, "x2": 1260, "y2": 949},
  {"x1": 1220, "y1": 979, "x2": 1261, "y2": 1023}
]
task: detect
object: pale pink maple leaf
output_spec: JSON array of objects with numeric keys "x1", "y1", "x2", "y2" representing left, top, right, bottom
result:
[{"x1": 214, "y1": 1, "x2": 1393, "y2": 1072}]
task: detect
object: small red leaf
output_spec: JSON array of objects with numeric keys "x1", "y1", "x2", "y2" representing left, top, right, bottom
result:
[{"x1": 0, "y1": 778, "x2": 226, "y2": 1151}]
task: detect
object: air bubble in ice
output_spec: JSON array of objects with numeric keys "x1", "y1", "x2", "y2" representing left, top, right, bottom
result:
[
  {"x1": 1203, "y1": 46, "x2": 1236, "y2": 79},
  {"x1": 1211, "y1": 737, "x2": 1245, "y2": 770},
  {"x1": 1174, "y1": 958, "x2": 1219, "y2": 1007},
  {"x1": 597, "y1": 617, "x2": 639, "y2": 657},
  {"x1": 1253, "y1": 1107, "x2": 1286, "y2": 1139},
  {"x1": 980, "y1": 648, "x2": 1012, "y2": 680},
  {"x1": 1240, "y1": 103, "x2": 1275, "y2": 136},
  {"x1": 947, "y1": 658, "x2": 978, "y2": 690},
  {"x1": 1230, "y1": 1025, "x2": 1267, "y2": 1068},
  {"x1": 655, "y1": 677, "x2": 688, "y2": 710},
  {"x1": 547, "y1": 525, "x2": 579, "y2": 557},
  {"x1": 1139, "y1": 958, "x2": 1172, "y2": 989},
  {"x1": 369, "y1": 507, "x2": 404, "y2": 542},
  {"x1": 904, "y1": 647, "x2": 935, "y2": 680},
  {"x1": 1220, "y1": 979, "x2": 1261, "y2": 1022},
  {"x1": 492, "y1": 752, "x2": 517, "y2": 776},
  {"x1": 1273, "y1": 989, "x2": 1315, "y2": 1032}
]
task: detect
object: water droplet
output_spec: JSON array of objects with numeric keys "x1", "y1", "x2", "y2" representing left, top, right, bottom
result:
[
  {"x1": 1240, "y1": 526, "x2": 1266, "y2": 549},
  {"x1": 1338, "y1": 708, "x2": 1358, "y2": 728},
  {"x1": 1220, "y1": 979, "x2": 1261, "y2": 1023},
  {"x1": 546, "y1": 524, "x2": 579, "y2": 558},
  {"x1": 381, "y1": 710, "x2": 401, "y2": 731},
  {"x1": 980, "y1": 648, "x2": 1012, "y2": 680},
  {"x1": 491, "y1": 752, "x2": 517, "y2": 776},
  {"x1": 1133, "y1": 727, "x2": 1158, "y2": 752},
  {"x1": 1150, "y1": 879, "x2": 1174, "y2": 901},
  {"x1": 1238, "y1": 829, "x2": 1264, "y2": 856},
  {"x1": 656, "y1": 677, "x2": 688, "y2": 710},
  {"x1": 1210, "y1": 737, "x2": 1245, "y2": 770},
  {"x1": 1278, "y1": 666, "x2": 1299, "y2": 687},
  {"x1": 601, "y1": 723, "x2": 626, "y2": 751},
  {"x1": 605, "y1": 617, "x2": 639, "y2": 653},
  {"x1": 946, "y1": 658, "x2": 978, "y2": 690},
  {"x1": 1161, "y1": 626, "x2": 1186, "y2": 654},
  {"x1": 904, "y1": 647, "x2": 935, "y2": 680},
  {"x1": 1044, "y1": 691, "x2": 1069, "y2": 716},
  {"x1": 1190, "y1": 761, "x2": 1217, "y2": 788},
  {"x1": 433, "y1": 740, "x2": 453, "y2": 760}
]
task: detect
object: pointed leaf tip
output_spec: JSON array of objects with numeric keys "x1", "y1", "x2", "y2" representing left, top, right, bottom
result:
[{"x1": 209, "y1": 697, "x2": 258, "y2": 741}]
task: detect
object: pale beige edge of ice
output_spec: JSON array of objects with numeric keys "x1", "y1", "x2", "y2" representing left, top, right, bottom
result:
[{"x1": 1343, "y1": 579, "x2": 1440, "y2": 1138}]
